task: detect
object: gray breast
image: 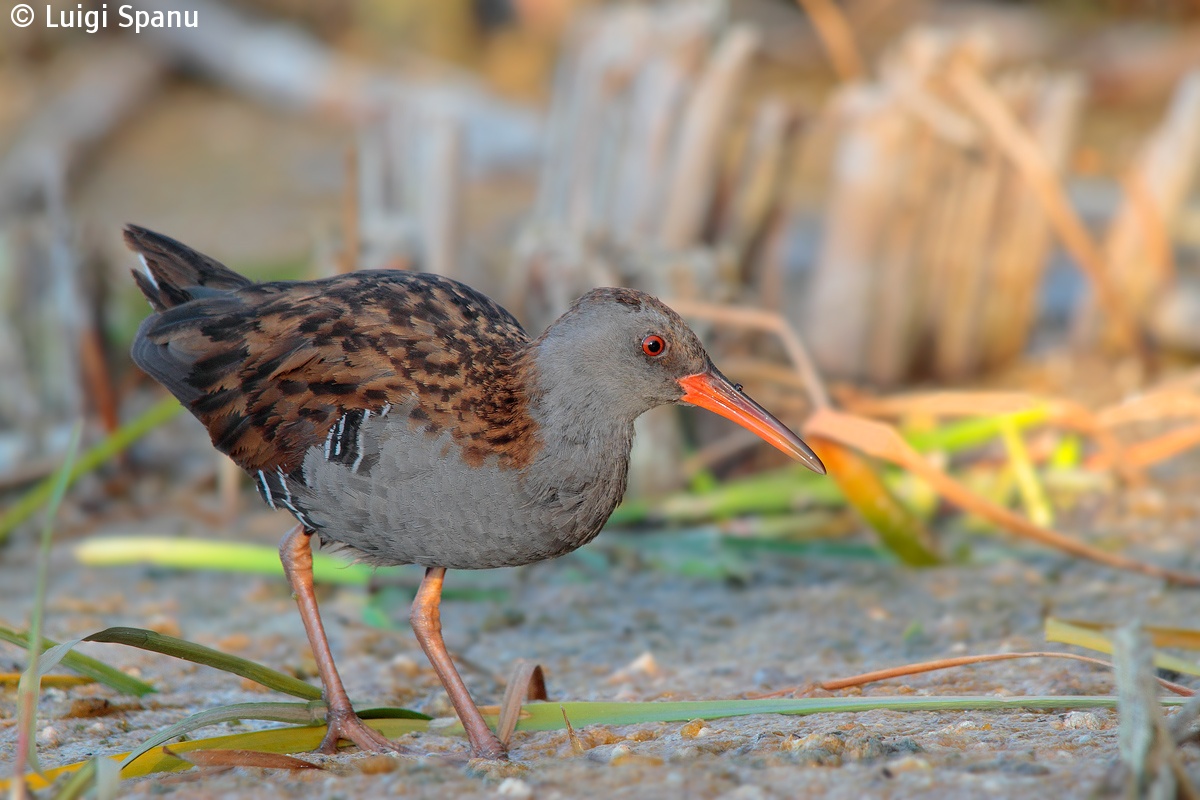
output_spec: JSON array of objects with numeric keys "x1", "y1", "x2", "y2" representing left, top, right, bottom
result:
[{"x1": 284, "y1": 401, "x2": 626, "y2": 570}]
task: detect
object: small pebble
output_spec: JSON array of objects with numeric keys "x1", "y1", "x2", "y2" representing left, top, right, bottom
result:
[
  {"x1": 882, "y1": 756, "x2": 932, "y2": 776},
  {"x1": 496, "y1": 777, "x2": 533, "y2": 798},
  {"x1": 718, "y1": 786, "x2": 766, "y2": 800},
  {"x1": 36, "y1": 726, "x2": 59, "y2": 747},
  {"x1": 607, "y1": 651, "x2": 660, "y2": 683},
  {"x1": 579, "y1": 727, "x2": 623, "y2": 748},
  {"x1": 680, "y1": 719, "x2": 711, "y2": 739},
  {"x1": 357, "y1": 755, "x2": 399, "y2": 775},
  {"x1": 586, "y1": 743, "x2": 631, "y2": 764},
  {"x1": 785, "y1": 732, "x2": 845, "y2": 755},
  {"x1": 1061, "y1": 711, "x2": 1104, "y2": 731},
  {"x1": 67, "y1": 698, "x2": 113, "y2": 718},
  {"x1": 390, "y1": 655, "x2": 421, "y2": 679}
]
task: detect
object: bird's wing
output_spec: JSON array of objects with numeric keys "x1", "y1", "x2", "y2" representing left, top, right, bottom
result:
[{"x1": 132, "y1": 264, "x2": 535, "y2": 477}]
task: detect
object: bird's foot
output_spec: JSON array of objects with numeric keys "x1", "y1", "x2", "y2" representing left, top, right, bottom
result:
[
  {"x1": 318, "y1": 708, "x2": 408, "y2": 755},
  {"x1": 467, "y1": 730, "x2": 508, "y2": 762}
]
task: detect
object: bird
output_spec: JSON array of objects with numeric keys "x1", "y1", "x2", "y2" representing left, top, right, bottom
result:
[{"x1": 125, "y1": 224, "x2": 826, "y2": 761}]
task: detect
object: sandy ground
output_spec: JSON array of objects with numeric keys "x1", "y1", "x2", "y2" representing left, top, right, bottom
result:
[{"x1": 3, "y1": 415, "x2": 1200, "y2": 798}]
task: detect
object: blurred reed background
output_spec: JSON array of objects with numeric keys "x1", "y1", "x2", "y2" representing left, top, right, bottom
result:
[{"x1": 2, "y1": 0, "x2": 1200, "y2": 506}]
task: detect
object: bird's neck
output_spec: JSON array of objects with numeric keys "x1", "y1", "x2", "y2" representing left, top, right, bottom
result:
[
  {"x1": 514, "y1": 344, "x2": 637, "y2": 533},
  {"x1": 525, "y1": 343, "x2": 638, "y2": 464}
]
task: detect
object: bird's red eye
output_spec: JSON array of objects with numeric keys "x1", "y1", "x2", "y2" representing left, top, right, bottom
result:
[{"x1": 642, "y1": 334, "x2": 666, "y2": 357}]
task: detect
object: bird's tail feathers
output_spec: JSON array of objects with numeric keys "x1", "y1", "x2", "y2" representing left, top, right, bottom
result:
[{"x1": 124, "y1": 224, "x2": 253, "y2": 311}]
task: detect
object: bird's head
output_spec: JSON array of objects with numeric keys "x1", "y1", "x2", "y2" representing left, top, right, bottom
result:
[{"x1": 534, "y1": 288, "x2": 825, "y2": 474}]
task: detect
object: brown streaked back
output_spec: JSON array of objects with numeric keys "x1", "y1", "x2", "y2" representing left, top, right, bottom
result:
[{"x1": 126, "y1": 226, "x2": 539, "y2": 476}]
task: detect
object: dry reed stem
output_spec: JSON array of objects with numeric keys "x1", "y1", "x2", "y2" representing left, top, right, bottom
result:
[
  {"x1": 497, "y1": 661, "x2": 547, "y2": 747},
  {"x1": 79, "y1": 325, "x2": 119, "y2": 434},
  {"x1": 749, "y1": 651, "x2": 1193, "y2": 699},
  {"x1": 1087, "y1": 423, "x2": 1200, "y2": 472},
  {"x1": 867, "y1": 119, "x2": 930, "y2": 385},
  {"x1": 934, "y1": 138, "x2": 1003, "y2": 378},
  {"x1": 1097, "y1": 390, "x2": 1200, "y2": 428},
  {"x1": 1100, "y1": 71, "x2": 1200, "y2": 331},
  {"x1": 561, "y1": 707, "x2": 585, "y2": 755},
  {"x1": 803, "y1": 407, "x2": 1200, "y2": 586},
  {"x1": 659, "y1": 25, "x2": 760, "y2": 248},
  {"x1": 983, "y1": 73, "x2": 1081, "y2": 367},
  {"x1": 1089, "y1": 386, "x2": 1200, "y2": 470},
  {"x1": 724, "y1": 100, "x2": 796, "y2": 284},
  {"x1": 668, "y1": 298, "x2": 831, "y2": 410},
  {"x1": 945, "y1": 62, "x2": 1143, "y2": 354},
  {"x1": 793, "y1": 0, "x2": 866, "y2": 82},
  {"x1": 1120, "y1": 168, "x2": 1175, "y2": 290}
]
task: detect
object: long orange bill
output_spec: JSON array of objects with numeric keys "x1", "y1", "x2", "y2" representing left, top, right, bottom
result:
[{"x1": 678, "y1": 370, "x2": 826, "y2": 475}]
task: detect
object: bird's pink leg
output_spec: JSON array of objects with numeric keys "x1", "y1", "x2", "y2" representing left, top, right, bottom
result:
[
  {"x1": 411, "y1": 567, "x2": 507, "y2": 760},
  {"x1": 279, "y1": 525, "x2": 403, "y2": 755}
]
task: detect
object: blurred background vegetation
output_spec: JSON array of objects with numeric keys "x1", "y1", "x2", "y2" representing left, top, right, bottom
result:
[{"x1": 2, "y1": 0, "x2": 1200, "y2": 550}]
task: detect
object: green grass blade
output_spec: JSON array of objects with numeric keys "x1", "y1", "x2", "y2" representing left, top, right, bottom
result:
[
  {"x1": 0, "y1": 398, "x2": 181, "y2": 544},
  {"x1": 35, "y1": 639, "x2": 86, "y2": 677},
  {"x1": 441, "y1": 695, "x2": 1187, "y2": 737},
  {"x1": 82, "y1": 627, "x2": 322, "y2": 700},
  {"x1": 47, "y1": 756, "x2": 118, "y2": 800},
  {"x1": 93, "y1": 757, "x2": 119, "y2": 800},
  {"x1": 1000, "y1": 415, "x2": 1054, "y2": 528},
  {"x1": 902, "y1": 407, "x2": 1051, "y2": 454},
  {"x1": 0, "y1": 627, "x2": 155, "y2": 697},
  {"x1": 16, "y1": 424, "x2": 81, "y2": 782},
  {"x1": 74, "y1": 537, "x2": 375, "y2": 586},
  {"x1": 357, "y1": 707, "x2": 432, "y2": 720},
  {"x1": 608, "y1": 467, "x2": 842, "y2": 527},
  {"x1": 47, "y1": 757, "x2": 96, "y2": 800},
  {"x1": 503, "y1": 694, "x2": 1184, "y2": 731},
  {"x1": 75, "y1": 538, "x2": 505, "y2": 603}
]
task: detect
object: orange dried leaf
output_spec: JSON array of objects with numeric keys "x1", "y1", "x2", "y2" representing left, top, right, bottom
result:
[
  {"x1": 810, "y1": 438, "x2": 941, "y2": 566},
  {"x1": 161, "y1": 746, "x2": 322, "y2": 771}
]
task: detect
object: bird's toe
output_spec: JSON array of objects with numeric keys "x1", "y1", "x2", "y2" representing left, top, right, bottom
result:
[{"x1": 318, "y1": 710, "x2": 410, "y2": 756}]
